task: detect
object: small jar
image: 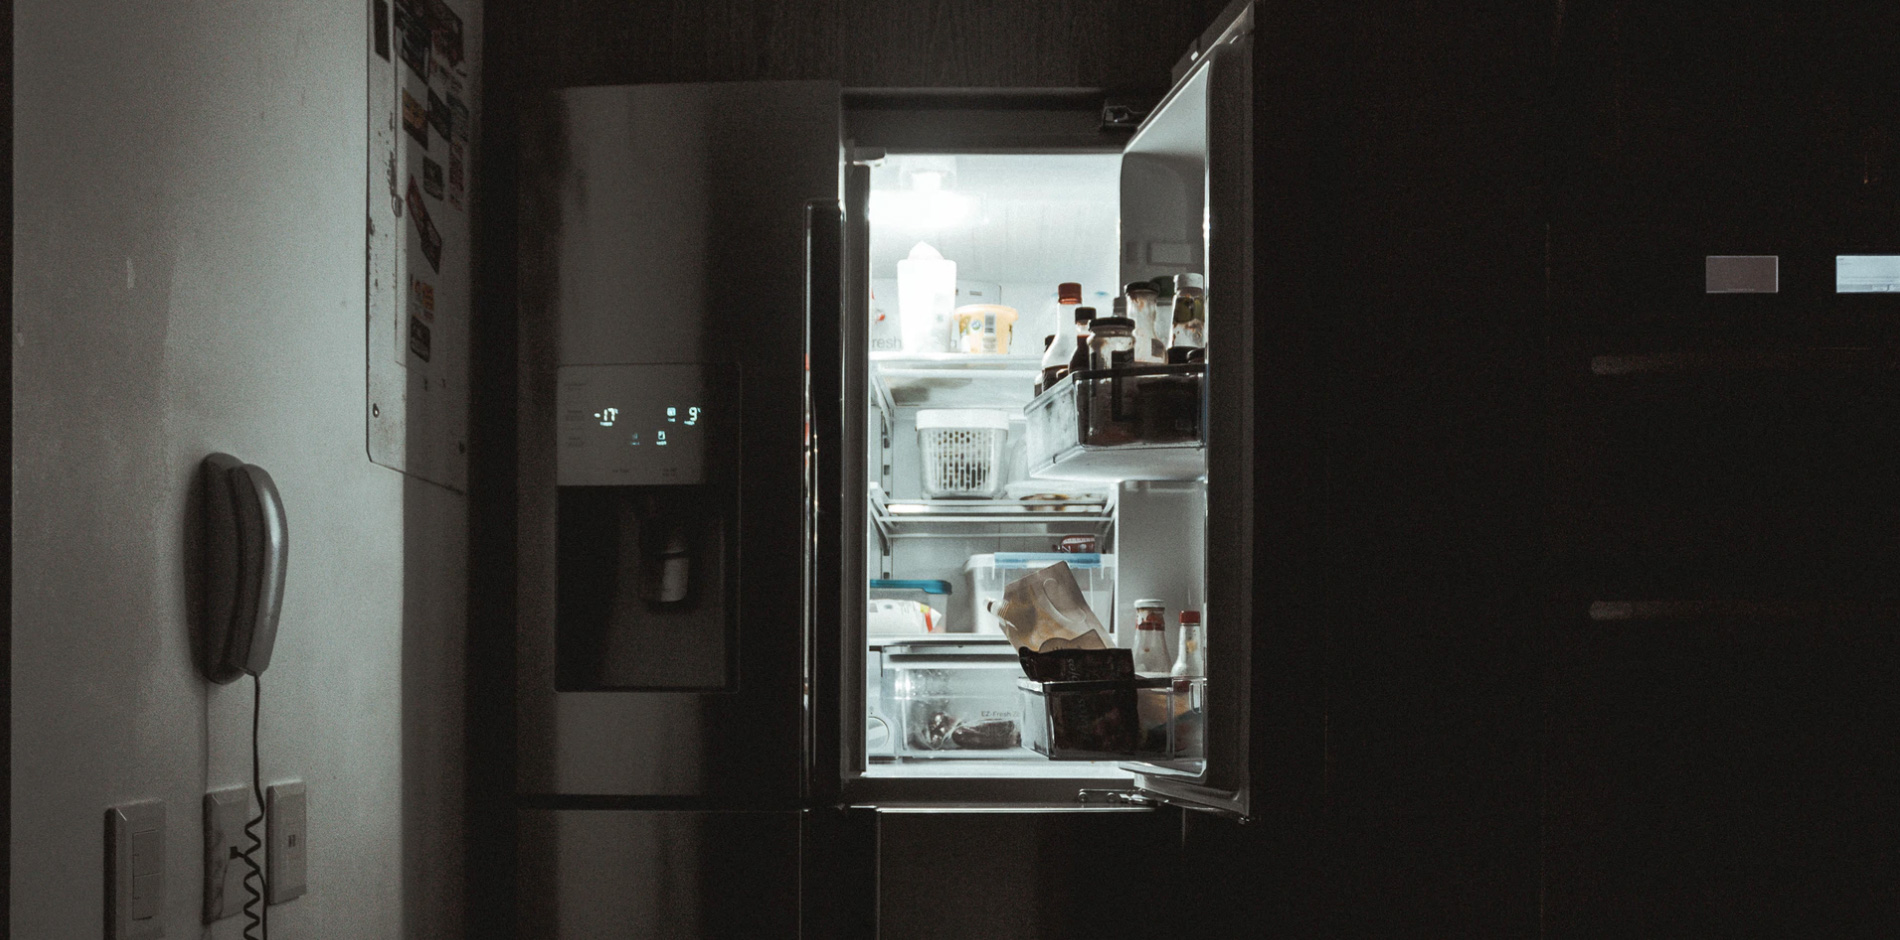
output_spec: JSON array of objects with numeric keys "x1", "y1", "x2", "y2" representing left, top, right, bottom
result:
[
  {"x1": 1170, "y1": 273, "x2": 1206, "y2": 351},
  {"x1": 1123, "y1": 282, "x2": 1164, "y2": 363},
  {"x1": 1085, "y1": 316, "x2": 1137, "y2": 371},
  {"x1": 1132, "y1": 599, "x2": 1170, "y2": 676}
]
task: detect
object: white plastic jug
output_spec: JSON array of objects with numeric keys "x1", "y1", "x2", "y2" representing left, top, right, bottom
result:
[{"x1": 896, "y1": 242, "x2": 956, "y2": 353}]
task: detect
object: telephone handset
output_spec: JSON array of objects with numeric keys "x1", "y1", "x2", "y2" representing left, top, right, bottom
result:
[{"x1": 200, "y1": 453, "x2": 288, "y2": 684}]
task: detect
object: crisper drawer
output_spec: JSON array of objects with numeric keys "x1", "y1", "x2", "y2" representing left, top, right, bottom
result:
[
  {"x1": 879, "y1": 643, "x2": 1030, "y2": 759},
  {"x1": 1019, "y1": 676, "x2": 1206, "y2": 762},
  {"x1": 1024, "y1": 366, "x2": 1206, "y2": 481}
]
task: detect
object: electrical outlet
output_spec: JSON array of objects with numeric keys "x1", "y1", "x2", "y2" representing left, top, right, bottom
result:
[
  {"x1": 106, "y1": 799, "x2": 165, "y2": 940},
  {"x1": 202, "y1": 787, "x2": 251, "y2": 923},
  {"x1": 266, "y1": 782, "x2": 307, "y2": 904}
]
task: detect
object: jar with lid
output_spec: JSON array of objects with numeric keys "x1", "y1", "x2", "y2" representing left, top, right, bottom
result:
[
  {"x1": 1170, "y1": 273, "x2": 1206, "y2": 353},
  {"x1": 1123, "y1": 282, "x2": 1164, "y2": 363},
  {"x1": 1085, "y1": 316, "x2": 1137, "y2": 371},
  {"x1": 1132, "y1": 599, "x2": 1170, "y2": 676}
]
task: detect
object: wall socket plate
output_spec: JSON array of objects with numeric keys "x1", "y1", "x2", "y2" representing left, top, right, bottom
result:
[
  {"x1": 106, "y1": 799, "x2": 165, "y2": 940},
  {"x1": 266, "y1": 781, "x2": 307, "y2": 904},
  {"x1": 202, "y1": 787, "x2": 251, "y2": 923}
]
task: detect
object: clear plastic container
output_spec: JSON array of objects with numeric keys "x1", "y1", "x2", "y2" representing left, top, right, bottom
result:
[
  {"x1": 881, "y1": 643, "x2": 1027, "y2": 757},
  {"x1": 1022, "y1": 366, "x2": 1207, "y2": 481},
  {"x1": 868, "y1": 579, "x2": 952, "y2": 634},
  {"x1": 965, "y1": 552, "x2": 1116, "y2": 635}
]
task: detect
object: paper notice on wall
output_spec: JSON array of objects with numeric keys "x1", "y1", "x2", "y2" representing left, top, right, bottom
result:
[{"x1": 369, "y1": 0, "x2": 478, "y2": 492}]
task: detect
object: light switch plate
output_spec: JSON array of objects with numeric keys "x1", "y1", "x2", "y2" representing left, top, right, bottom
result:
[
  {"x1": 1706, "y1": 254, "x2": 1779, "y2": 293},
  {"x1": 266, "y1": 782, "x2": 307, "y2": 904},
  {"x1": 202, "y1": 787, "x2": 251, "y2": 923},
  {"x1": 106, "y1": 799, "x2": 166, "y2": 939}
]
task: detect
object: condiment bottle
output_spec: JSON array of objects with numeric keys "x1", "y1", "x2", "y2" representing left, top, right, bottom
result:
[
  {"x1": 1065, "y1": 306, "x2": 1098, "y2": 377},
  {"x1": 1132, "y1": 599, "x2": 1171, "y2": 675},
  {"x1": 1043, "y1": 303, "x2": 1094, "y2": 389},
  {"x1": 1170, "y1": 273, "x2": 1206, "y2": 353},
  {"x1": 1033, "y1": 334, "x2": 1055, "y2": 395},
  {"x1": 1170, "y1": 609, "x2": 1204, "y2": 678},
  {"x1": 1049, "y1": 281, "x2": 1082, "y2": 339},
  {"x1": 1123, "y1": 281, "x2": 1164, "y2": 364},
  {"x1": 1085, "y1": 316, "x2": 1137, "y2": 371}
]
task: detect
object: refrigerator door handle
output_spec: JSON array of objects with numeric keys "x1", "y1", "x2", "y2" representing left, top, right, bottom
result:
[{"x1": 805, "y1": 197, "x2": 846, "y2": 807}]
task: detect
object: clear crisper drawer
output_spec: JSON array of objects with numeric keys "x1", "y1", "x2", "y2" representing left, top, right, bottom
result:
[
  {"x1": 881, "y1": 643, "x2": 1030, "y2": 759},
  {"x1": 1024, "y1": 366, "x2": 1207, "y2": 481},
  {"x1": 1019, "y1": 676, "x2": 1206, "y2": 761}
]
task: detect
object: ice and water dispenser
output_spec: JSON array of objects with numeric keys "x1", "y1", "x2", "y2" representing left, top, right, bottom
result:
[{"x1": 554, "y1": 363, "x2": 740, "y2": 691}]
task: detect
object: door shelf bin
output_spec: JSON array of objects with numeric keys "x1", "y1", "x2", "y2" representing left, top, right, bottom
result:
[
  {"x1": 1018, "y1": 676, "x2": 1206, "y2": 761},
  {"x1": 1024, "y1": 366, "x2": 1207, "y2": 481}
]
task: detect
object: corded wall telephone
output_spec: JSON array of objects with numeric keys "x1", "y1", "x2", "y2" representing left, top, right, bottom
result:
[{"x1": 199, "y1": 453, "x2": 288, "y2": 684}]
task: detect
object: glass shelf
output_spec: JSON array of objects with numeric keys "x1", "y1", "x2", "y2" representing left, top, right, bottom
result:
[
  {"x1": 871, "y1": 352, "x2": 1045, "y2": 408},
  {"x1": 870, "y1": 484, "x2": 1114, "y2": 541}
]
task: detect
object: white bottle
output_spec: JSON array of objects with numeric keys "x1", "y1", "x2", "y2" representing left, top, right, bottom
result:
[
  {"x1": 1132, "y1": 599, "x2": 1171, "y2": 676},
  {"x1": 896, "y1": 242, "x2": 956, "y2": 353},
  {"x1": 1170, "y1": 609, "x2": 1204, "y2": 678}
]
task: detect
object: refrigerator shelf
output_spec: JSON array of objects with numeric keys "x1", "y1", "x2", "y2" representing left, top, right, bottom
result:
[
  {"x1": 872, "y1": 352, "x2": 1045, "y2": 408},
  {"x1": 870, "y1": 484, "x2": 1115, "y2": 541}
]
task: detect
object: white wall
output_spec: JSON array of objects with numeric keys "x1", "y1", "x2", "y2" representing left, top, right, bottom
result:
[{"x1": 12, "y1": 2, "x2": 467, "y2": 937}]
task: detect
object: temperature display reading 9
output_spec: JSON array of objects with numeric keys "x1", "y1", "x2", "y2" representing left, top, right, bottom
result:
[{"x1": 557, "y1": 365, "x2": 729, "y2": 486}]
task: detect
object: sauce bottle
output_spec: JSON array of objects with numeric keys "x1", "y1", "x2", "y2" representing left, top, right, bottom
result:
[
  {"x1": 1065, "y1": 306, "x2": 1099, "y2": 377},
  {"x1": 1132, "y1": 599, "x2": 1171, "y2": 676},
  {"x1": 1042, "y1": 302, "x2": 1094, "y2": 389}
]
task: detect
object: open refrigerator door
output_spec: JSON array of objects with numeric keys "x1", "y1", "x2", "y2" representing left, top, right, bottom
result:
[{"x1": 845, "y1": 6, "x2": 1255, "y2": 820}]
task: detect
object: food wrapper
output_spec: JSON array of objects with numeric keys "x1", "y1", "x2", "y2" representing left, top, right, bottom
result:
[{"x1": 991, "y1": 561, "x2": 1112, "y2": 654}]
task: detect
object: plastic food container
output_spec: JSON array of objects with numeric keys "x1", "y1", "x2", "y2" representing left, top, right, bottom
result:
[
  {"x1": 915, "y1": 409, "x2": 1012, "y2": 498},
  {"x1": 868, "y1": 579, "x2": 952, "y2": 634},
  {"x1": 881, "y1": 643, "x2": 1027, "y2": 758},
  {"x1": 964, "y1": 552, "x2": 1116, "y2": 635},
  {"x1": 951, "y1": 304, "x2": 1019, "y2": 354}
]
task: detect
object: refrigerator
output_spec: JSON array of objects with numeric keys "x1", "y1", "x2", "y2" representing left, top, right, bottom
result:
[{"x1": 514, "y1": 5, "x2": 1262, "y2": 936}]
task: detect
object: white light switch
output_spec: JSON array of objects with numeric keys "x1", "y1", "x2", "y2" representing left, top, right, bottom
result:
[
  {"x1": 266, "y1": 782, "x2": 308, "y2": 904},
  {"x1": 107, "y1": 799, "x2": 165, "y2": 939},
  {"x1": 203, "y1": 787, "x2": 251, "y2": 923}
]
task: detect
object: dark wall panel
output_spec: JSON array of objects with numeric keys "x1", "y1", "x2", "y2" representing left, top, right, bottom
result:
[{"x1": 544, "y1": 0, "x2": 1232, "y2": 91}]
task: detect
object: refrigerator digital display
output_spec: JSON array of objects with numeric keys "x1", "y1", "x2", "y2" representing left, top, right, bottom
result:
[
  {"x1": 557, "y1": 364, "x2": 727, "y2": 486},
  {"x1": 1836, "y1": 255, "x2": 1900, "y2": 293}
]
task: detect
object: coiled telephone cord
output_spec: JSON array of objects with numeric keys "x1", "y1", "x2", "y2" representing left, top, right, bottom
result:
[{"x1": 238, "y1": 675, "x2": 270, "y2": 940}]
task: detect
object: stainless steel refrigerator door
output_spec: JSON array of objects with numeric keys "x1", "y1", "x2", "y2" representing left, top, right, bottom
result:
[
  {"x1": 1121, "y1": 14, "x2": 1258, "y2": 819},
  {"x1": 517, "y1": 81, "x2": 841, "y2": 799},
  {"x1": 517, "y1": 809, "x2": 801, "y2": 939}
]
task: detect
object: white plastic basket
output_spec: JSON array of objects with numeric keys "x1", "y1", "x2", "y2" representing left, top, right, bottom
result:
[{"x1": 915, "y1": 409, "x2": 1011, "y2": 498}]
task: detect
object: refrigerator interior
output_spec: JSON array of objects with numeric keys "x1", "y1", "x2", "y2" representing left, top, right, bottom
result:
[{"x1": 857, "y1": 150, "x2": 1211, "y2": 782}]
